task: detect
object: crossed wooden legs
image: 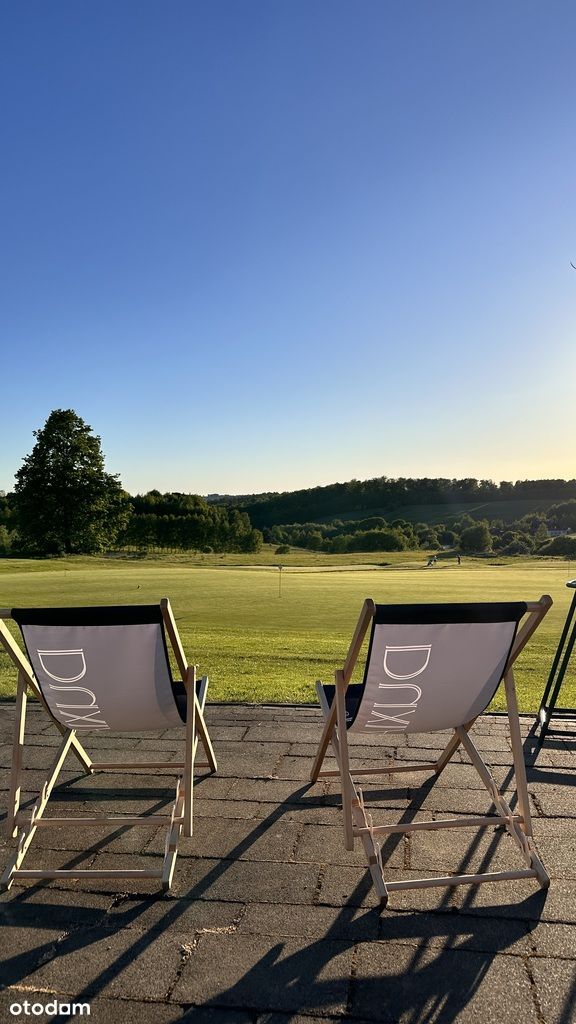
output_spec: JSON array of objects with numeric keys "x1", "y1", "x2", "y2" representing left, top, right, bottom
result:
[
  {"x1": 311, "y1": 673, "x2": 549, "y2": 909},
  {"x1": 1, "y1": 672, "x2": 217, "y2": 892}
]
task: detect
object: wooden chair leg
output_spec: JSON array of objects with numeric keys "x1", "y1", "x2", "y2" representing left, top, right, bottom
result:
[
  {"x1": 310, "y1": 683, "x2": 337, "y2": 781},
  {"x1": 1, "y1": 732, "x2": 75, "y2": 891},
  {"x1": 504, "y1": 669, "x2": 534, "y2": 836},
  {"x1": 195, "y1": 694, "x2": 217, "y2": 773},
  {"x1": 335, "y1": 670, "x2": 354, "y2": 851},
  {"x1": 183, "y1": 667, "x2": 196, "y2": 838},
  {"x1": 7, "y1": 671, "x2": 27, "y2": 838},
  {"x1": 162, "y1": 778, "x2": 185, "y2": 890}
]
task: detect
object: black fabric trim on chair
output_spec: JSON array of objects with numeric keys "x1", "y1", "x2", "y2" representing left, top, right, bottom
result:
[
  {"x1": 321, "y1": 683, "x2": 364, "y2": 726},
  {"x1": 171, "y1": 678, "x2": 203, "y2": 723},
  {"x1": 373, "y1": 602, "x2": 527, "y2": 625},
  {"x1": 12, "y1": 605, "x2": 164, "y2": 627}
]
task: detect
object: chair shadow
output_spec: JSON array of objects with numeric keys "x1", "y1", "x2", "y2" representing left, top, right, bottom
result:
[
  {"x1": 0, "y1": 762, "x2": 553, "y2": 1024},
  {"x1": 207, "y1": 891, "x2": 546, "y2": 1024},
  {"x1": 522, "y1": 718, "x2": 576, "y2": 783}
]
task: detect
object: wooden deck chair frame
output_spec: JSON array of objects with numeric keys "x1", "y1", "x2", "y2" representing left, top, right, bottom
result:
[
  {"x1": 310, "y1": 596, "x2": 552, "y2": 909},
  {"x1": 0, "y1": 598, "x2": 217, "y2": 892}
]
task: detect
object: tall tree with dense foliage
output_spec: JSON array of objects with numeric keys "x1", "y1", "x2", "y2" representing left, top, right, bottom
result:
[
  {"x1": 13, "y1": 410, "x2": 130, "y2": 555},
  {"x1": 459, "y1": 522, "x2": 493, "y2": 554}
]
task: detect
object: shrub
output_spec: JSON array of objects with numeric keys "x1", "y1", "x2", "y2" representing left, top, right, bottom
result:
[
  {"x1": 537, "y1": 536, "x2": 576, "y2": 558},
  {"x1": 348, "y1": 529, "x2": 406, "y2": 552},
  {"x1": 460, "y1": 523, "x2": 492, "y2": 553},
  {"x1": 547, "y1": 500, "x2": 576, "y2": 531},
  {"x1": 500, "y1": 539, "x2": 533, "y2": 555},
  {"x1": 275, "y1": 544, "x2": 290, "y2": 554}
]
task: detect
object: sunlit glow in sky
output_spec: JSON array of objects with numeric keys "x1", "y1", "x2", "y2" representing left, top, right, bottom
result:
[{"x1": 1, "y1": 1, "x2": 575, "y2": 495}]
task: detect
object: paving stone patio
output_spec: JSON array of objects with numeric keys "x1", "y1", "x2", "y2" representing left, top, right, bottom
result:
[{"x1": 0, "y1": 702, "x2": 575, "y2": 1023}]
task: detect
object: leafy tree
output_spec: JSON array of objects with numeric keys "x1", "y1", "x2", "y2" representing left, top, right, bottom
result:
[
  {"x1": 349, "y1": 529, "x2": 407, "y2": 552},
  {"x1": 415, "y1": 527, "x2": 441, "y2": 550},
  {"x1": 452, "y1": 515, "x2": 476, "y2": 534},
  {"x1": 0, "y1": 525, "x2": 12, "y2": 555},
  {"x1": 500, "y1": 538, "x2": 533, "y2": 555},
  {"x1": 547, "y1": 500, "x2": 576, "y2": 532},
  {"x1": 459, "y1": 522, "x2": 492, "y2": 553},
  {"x1": 534, "y1": 522, "x2": 549, "y2": 544},
  {"x1": 358, "y1": 517, "x2": 387, "y2": 530},
  {"x1": 437, "y1": 528, "x2": 457, "y2": 546},
  {"x1": 303, "y1": 530, "x2": 323, "y2": 551},
  {"x1": 13, "y1": 409, "x2": 130, "y2": 555},
  {"x1": 330, "y1": 534, "x2": 352, "y2": 553}
]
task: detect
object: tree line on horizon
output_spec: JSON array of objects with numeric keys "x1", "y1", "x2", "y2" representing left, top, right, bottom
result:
[
  {"x1": 1, "y1": 408, "x2": 575, "y2": 558},
  {"x1": 265, "y1": 505, "x2": 576, "y2": 558},
  {"x1": 236, "y1": 475, "x2": 576, "y2": 528}
]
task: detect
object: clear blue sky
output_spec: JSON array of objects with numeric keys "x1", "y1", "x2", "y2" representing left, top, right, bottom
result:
[{"x1": 2, "y1": 1, "x2": 575, "y2": 496}]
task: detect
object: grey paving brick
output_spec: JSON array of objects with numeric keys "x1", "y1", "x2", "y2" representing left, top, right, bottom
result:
[
  {"x1": 407, "y1": 730, "x2": 513, "y2": 753},
  {"x1": 244, "y1": 723, "x2": 325, "y2": 743},
  {"x1": 318, "y1": 864, "x2": 461, "y2": 912},
  {"x1": 536, "y1": 834, "x2": 576, "y2": 878},
  {"x1": 107, "y1": 895, "x2": 244, "y2": 933},
  {"x1": 447, "y1": 877, "x2": 576, "y2": 922},
  {"x1": 288, "y1": 742, "x2": 327, "y2": 757},
  {"x1": 271, "y1": 755, "x2": 318, "y2": 781},
  {"x1": 278, "y1": 803, "x2": 347, "y2": 827},
  {"x1": 393, "y1": 743, "x2": 465, "y2": 763},
  {"x1": 191, "y1": 774, "x2": 236, "y2": 798},
  {"x1": 351, "y1": 940, "x2": 540, "y2": 1023},
  {"x1": 1, "y1": 704, "x2": 575, "y2": 1022},
  {"x1": 376, "y1": 910, "x2": 532, "y2": 956},
  {"x1": 172, "y1": 933, "x2": 353, "y2": 1015},
  {"x1": 200, "y1": 725, "x2": 249, "y2": 742},
  {"x1": 528, "y1": 785, "x2": 576, "y2": 818},
  {"x1": 257, "y1": 1016, "x2": 369, "y2": 1024},
  {"x1": 530, "y1": 956, "x2": 576, "y2": 1024},
  {"x1": 295, "y1": 822, "x2": 404, "y2": 869},
  {"x1": 526, "y1": 920, "x2": 576, "y2": 958},
  {"x1": 81, "y1": 852, "x2": 321, "y2": 905},
  {"x1": 22, "y1": 925, "x2": 189, "y2": 1001},
  {"x1": 409, "y1": 825, "x2": 528, "y2": 875},
  {"x1": 0, "y1": 767, "x2": 83, "y2": 794},
  {"x1": 208, "y1": 743, "x2": 290, "y2": 777},
  {"x1": 145, "y1": 815, "x2": 303, "y2": 862},
  {"x1": 17, "y1": 817, "x2": 160, "y2": 855},
  {"x1": 0, "y1": 925, "x2": 67, "y2": 986},
  {"x1": 178, "y1": 1009, "x2": 254, "y2": 1024},
  {"x1": 239, "y1": 901, "x2": 380, "y2": 942},
  {"x1": 226, "y1": 776, "x2": 308, "y2": 804},
  {"x1": 193, "y1": 797, "x2": 264, "y2": 820},
  {"x1": 0, "y1": 887, "x2": 112, "y2": 929}
]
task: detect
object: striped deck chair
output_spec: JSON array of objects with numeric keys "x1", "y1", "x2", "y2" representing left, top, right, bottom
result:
[
  {"x1": 0, "y1": 599, "x2": 216, "y2": 891},
  {"x1": 310, "y1": 596, "x2": 552, "y2": 909}
]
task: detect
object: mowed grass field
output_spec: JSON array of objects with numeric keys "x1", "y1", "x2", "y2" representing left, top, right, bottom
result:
[{"x1": 1, "y1": 550, "x2": 575, "y2": 711}]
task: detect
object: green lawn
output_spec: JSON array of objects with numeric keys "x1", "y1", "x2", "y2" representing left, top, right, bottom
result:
[{"x1": 1, "y1": 548, "x2": 575, "y2": 710}]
